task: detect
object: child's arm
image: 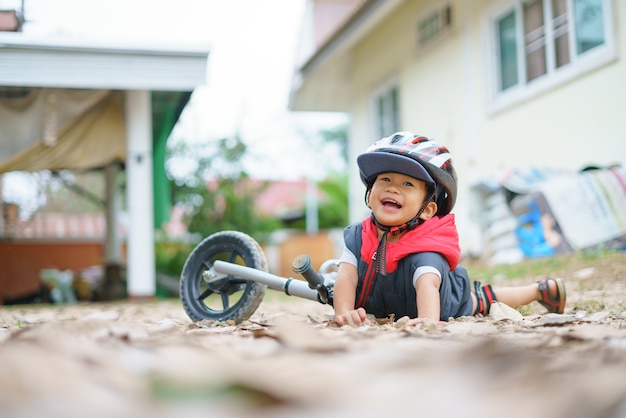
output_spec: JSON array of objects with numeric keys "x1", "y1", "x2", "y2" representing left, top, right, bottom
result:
[
  {"x1": 414, "y1": 272, "x2": 442, "y2": 321},
  {"x1": 333, "y1": 263, "x2": 368, "y2": 326}
]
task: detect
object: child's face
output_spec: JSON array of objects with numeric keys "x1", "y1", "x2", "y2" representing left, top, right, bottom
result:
[{"x1": 368, "y1": 172, "x2": 435, "y2": 226}]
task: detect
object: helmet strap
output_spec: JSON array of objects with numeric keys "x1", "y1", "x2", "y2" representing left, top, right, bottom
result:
[{"x1": 370, "y1": 190, "x2": 436, "y2": 275}]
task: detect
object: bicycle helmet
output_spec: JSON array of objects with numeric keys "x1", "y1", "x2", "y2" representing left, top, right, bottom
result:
[{"x1": 357, "y1": 131, "x2": 457, "y2": 216}]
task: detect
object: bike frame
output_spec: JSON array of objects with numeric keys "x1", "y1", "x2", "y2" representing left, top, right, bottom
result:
[{"x1": 206, "y1": 259, "x2": 338, "y2": 305}]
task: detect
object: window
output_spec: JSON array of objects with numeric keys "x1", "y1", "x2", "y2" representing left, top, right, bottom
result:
[
  {"x1": 573, "y1": 0, "x2": 606, "y2": 53},
  {"x1": 492, "y1": 0, "x2": 612, "y2": 95},
  {"x1": 0, "y1": 87, "x2": 32, "y2": 99},
  {"x1": 417, "y1": 4, "x2": 453, "y2": 48},
  {"x1": 497, "y1": 11, "x2": 519, "y2": 90},
  {"x1": 373, "y1": 84, "x2": 400, "y2": 139}
]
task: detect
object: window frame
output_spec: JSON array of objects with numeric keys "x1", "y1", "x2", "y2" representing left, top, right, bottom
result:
[
  {"x1": 370, "y1": 78, "x2": 401, "y2": 139},
  {"x1": 485, "y1": 0, "x2": 616, "y2": 114}
]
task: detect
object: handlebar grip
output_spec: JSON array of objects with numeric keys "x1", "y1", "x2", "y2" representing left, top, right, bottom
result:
[{"x1": 291, "y1": 254, "x2": 324, "y2": 289}]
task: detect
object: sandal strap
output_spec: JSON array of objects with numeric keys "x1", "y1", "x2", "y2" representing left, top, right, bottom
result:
[
  {"x1": 482, "y1": 284, "x2": 497, "y2": 306},
  {"x1": 537, "y1": 278, "x2": 564, "y2": 313},
  {"x1": 473, "y1": 281, "x2": 498, "y2": 315}
]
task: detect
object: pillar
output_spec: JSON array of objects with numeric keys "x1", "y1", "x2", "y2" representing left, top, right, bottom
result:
[{"x1": 124, "y1": 90, "x2": 155, "y2": 298}]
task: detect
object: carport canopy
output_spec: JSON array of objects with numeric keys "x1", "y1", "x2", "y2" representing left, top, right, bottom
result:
[{"x1": 0, "y1": 32, "x2": 210, "y2": 298}]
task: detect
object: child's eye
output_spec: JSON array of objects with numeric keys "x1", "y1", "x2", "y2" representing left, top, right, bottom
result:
[
  {"x1": 403, "y1": 181, "x2": 413, "y2": 187},
  {"x1": 379, "y1": 176, "x2": 390, "y2": 182}
]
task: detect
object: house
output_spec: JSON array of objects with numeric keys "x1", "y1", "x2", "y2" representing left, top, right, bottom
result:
[{"x1": 289, "y1": 0, "x2": 626, "y2": 257}]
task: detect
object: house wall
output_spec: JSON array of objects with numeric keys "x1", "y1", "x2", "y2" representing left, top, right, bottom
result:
[
  {"x1": 471, "y1": 0, "x2": 626, "y2": 176},
  {"x1": 344, "y1": 0, "x2": 626, "y2": 251},
  {"x1": 346, "y1": 0, "x2": 473, "y2": 239}
]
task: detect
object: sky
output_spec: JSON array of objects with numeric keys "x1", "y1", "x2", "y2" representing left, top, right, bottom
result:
[{"x1": 1, "y1": 0, "x2": 348, "y2": 210}]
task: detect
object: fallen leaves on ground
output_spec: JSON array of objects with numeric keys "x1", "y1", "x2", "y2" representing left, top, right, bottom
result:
[{"x1": 1, "y1": 254, "x2": 626, "y2": 418}]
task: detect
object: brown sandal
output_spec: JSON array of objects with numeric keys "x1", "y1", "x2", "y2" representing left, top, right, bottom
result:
[{"x1": 537, "y1": 277, "x2": 566, "y2": 314}]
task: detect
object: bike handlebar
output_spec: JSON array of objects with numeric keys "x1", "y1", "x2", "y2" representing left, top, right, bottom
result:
[{"x1": 292, "y1": 254, "x2": 332, "y2": 305}]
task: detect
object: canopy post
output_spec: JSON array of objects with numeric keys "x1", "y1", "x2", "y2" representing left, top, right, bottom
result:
[
  {"x1": 124, "y1": 90, "x2": 155, "y2": 299},
  {"x1": 98, "y1": 162, "x2": 126, "y2": 300}
]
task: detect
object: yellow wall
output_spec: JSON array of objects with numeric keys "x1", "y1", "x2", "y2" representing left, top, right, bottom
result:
[{"x1": 344, "y1": 0, "x2": 626, "y2": 250}]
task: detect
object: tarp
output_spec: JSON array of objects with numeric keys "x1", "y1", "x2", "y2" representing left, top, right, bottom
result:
[
  {"x1": 0, "y1": 88, "x2": 191, "y2": 228},
  {"x1": 475, "y1": 166, "x2": 626, "y2": 264},
  {"x1": 537, "y1": 167, "x2": 626, "y2": 250},
  {"x1": 0, "y1": 89, "x2": 124, "y2": 173}
]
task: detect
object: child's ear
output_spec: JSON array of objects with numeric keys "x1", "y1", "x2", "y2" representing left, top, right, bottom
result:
[
  {"x1": 366, "y1": 190, "x2": 372, "y2": 208},
  {"x1": 419, "y1": 201, "x2": 438, "y2": 220}
]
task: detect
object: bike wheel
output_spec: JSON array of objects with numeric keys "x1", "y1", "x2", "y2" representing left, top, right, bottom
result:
[{"x1": 180, "y1": 230, "x2": 267, "y2": 323}]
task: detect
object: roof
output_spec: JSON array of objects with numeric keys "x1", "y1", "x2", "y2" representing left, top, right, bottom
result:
[
  {"x1": 289, "y1": 0, "x2": 404, "y2": 112},
  {"x1": 255, "y1": 179, "x2": 311, "y2": 219},
  {"x1": 0, "y1": 32, "x2": 209, "y2": 90},
  {"x1": 0, "y1": 32, "x2": 209, "y2": 173}
]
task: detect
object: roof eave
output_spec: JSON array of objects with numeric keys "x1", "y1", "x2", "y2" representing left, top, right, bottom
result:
[
  {"x1": 0, "y1": 33, "x2": 210, "y2": 91},
  {"x1": 288, "y1": 0, "x2": 404, "y2": 112}
]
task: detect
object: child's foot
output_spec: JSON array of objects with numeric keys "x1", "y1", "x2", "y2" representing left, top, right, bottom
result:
[{"x1": 537, "y1": 277, "x2": 566, "y2": 314}]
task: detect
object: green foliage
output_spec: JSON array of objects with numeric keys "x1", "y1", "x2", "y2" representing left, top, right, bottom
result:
[
  {"x1": 467, "y1": 255, "x2": 568, "y2": 283},
  {"x1": 317, "y1": 174, "x2": 349, "y2": 229},
  {"x1": 570, "y1": 298, "x2": 605, "y2": 314},
  {"x1": 319, "y1": 124, "x2": 348, "y2": 159},
  {"x1": 162, "y1": 123, "x2": 349, "y2": 280},
  {"x1": 465, "y1": 248, "x2": 623, "y2": 284},
  {"x1": 317, "y1": 124, "x2": 349, "y2": 229},
  {"x1": 278, "y1": 174, "x2": 348, "y2": 230},
  {"x1": 155, "y1": 239, "x2": 194, "y2": 277},
  {"x1": 167, "y1": 135, "x2": 281, "y2": 245},
  {"x1": 184, "y1": 175, "x2": 281, "y2": 243},
  {"x1": 278, "y1": 123, "x2": 349, "y2": 230},
  {"x1": 578, "y1": 243, "x2": 621, "y2": 261}
]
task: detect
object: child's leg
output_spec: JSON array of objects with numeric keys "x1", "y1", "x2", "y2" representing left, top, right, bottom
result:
[
  {"x1": 472, "y1": 278, "x2": 566, "y2": 315},
  {"x1": 490, "y1": 283, "x2": 541, "y2": 309}
]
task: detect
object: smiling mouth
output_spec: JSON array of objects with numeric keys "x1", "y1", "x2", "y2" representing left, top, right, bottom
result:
[{"x1": 382, "y1": 199, "x2": 402, "y2": 209}]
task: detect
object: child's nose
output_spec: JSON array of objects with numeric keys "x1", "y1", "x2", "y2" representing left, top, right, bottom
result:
[{"x1": 385, "y1": 182, "x2": 400, "y2": 192}]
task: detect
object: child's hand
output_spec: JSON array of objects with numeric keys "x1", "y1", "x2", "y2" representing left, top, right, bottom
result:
[
  {"x1": 335, "y1": 307, "x2": 368, "y2": 327},
  {"x1": 406, "y1": 317, "x2": 447, "y2": 328}
]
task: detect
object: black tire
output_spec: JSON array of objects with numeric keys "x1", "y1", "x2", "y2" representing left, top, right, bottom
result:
[{"x1": 180, "y1": 231, "x2": 267, "y2": 323}]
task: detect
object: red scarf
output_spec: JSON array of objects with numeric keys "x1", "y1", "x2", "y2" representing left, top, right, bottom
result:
[{"x1": 360, "y1": 214, "x2": 460, "y2": 273}]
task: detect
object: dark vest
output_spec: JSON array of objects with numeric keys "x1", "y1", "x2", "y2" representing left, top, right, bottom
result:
[{"x1": 343, "y1": 222, "x2": 473, "y2": 320}]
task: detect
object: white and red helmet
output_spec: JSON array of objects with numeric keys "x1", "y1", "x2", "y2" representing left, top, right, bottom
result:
[{"x1": 357, "y1": 131, "x2": 458, "y2": 216}]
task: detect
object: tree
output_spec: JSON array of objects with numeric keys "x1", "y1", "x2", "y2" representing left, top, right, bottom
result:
[
  {"x1": 280, "y1": 123, "x2": 350, "y2": 230},
  {"x1": 318, "y1": 173, "x2": 349, "y2": 228},
  {"x1": 315, "y1": 123, "x2": 349, "y2": 229},
  {"x1": 319, "y1": 123, "x2": 348, "y2": 161},
  {"x1": 166, "y1": 122, "x2": 350, "y2": 238},
  {"x1": 167, "y1": 135, "x2": 280, "y2": 244}
]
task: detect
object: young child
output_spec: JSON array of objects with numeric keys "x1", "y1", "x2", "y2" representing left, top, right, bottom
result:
[{"x1": 333, "y1": 131, "x2": 566, "y2": 326}]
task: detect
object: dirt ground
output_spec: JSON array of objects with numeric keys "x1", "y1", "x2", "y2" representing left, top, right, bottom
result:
[{"x1": 1, "y1": 252, "x2": 626, "y2": 418}]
